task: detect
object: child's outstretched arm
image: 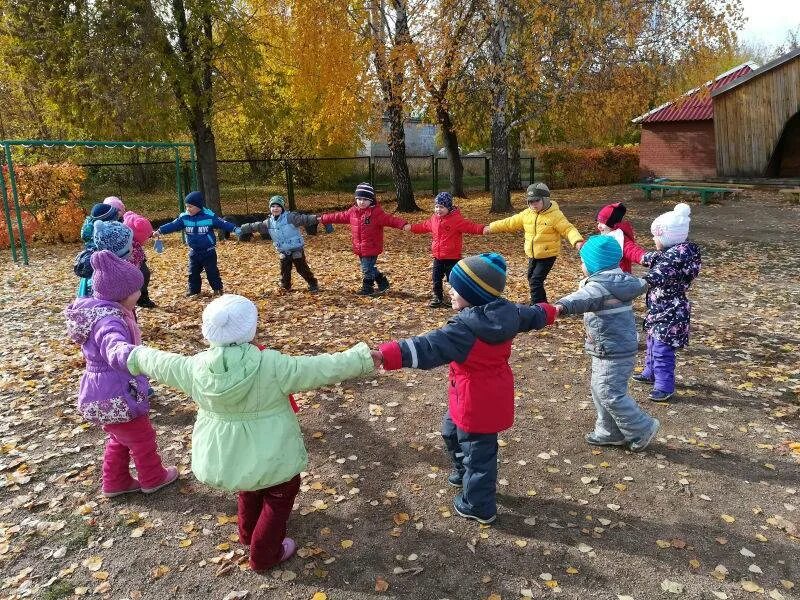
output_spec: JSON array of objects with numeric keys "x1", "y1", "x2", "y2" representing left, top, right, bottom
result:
[
  {"x1": 319, "y1": 207, "x2": 355, "y2": 226},
  {"x1": 157, "y1": 216, "x2": 186, "y2": 236},
  {"x1": 378, "y1": 320, "x2": 477, "y2": 371},
  {"x1": 94, "y1": 320, "x2": 139, "y2": 374},
  {"x1": 212, "y1": 215, "x2": 238, "y2": 236},
  {"x1": 486, "y1": 212, "x2": 524, "y2": 234},
  {"x1": 555, "y1": 279, "x2": 645, "y2": 316},
  {"x1": 407, "y1": 217, "x2": 433, "y2": 234},
  {"x1": 127, "y1": 346, "x2": 194, "y2": 396},
  {"x1": 271, "y1": 341, "x2": 375, "y2": 396},
  {"x1": 554, "y1": 215, "x2": 583, "y2": 249},
  {"x1": 287, "y1": 212, "x2": 320, "y2": 229},
  {"x1": 517, "y1": 302, "x2": 558, "y2": 331},
  {"x1": 459, "y1": 218, "x2": 486, "y2": 235}
]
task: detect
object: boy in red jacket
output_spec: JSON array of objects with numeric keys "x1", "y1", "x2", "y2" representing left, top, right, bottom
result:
[
  {"x1": 319, "y1": 182, "x2": 407, "y2": 296},
  {"x1": 404, "y1": 192, "x2": 485, "y2": 307},
  {"x1": 377, "y1": 253, "x2": 557, "y2": 523}
]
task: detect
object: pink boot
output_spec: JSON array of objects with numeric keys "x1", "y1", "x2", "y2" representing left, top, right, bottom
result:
[
  {"x1": 141, "y1": 466, "x2": 178, "y2": 494},
  {"x1": 102, "y1": 479, "x2": 141, "y2": 498}
]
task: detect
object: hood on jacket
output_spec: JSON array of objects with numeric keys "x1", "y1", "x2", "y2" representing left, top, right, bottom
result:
[
  {"x1": 613, "y1": 220, "x2": 635, "y2": 241},
  {"x1": 64, "y1": 297, "x2": 124, "y2": 345},
  {"x1": 192, "y1": 343, "x2": 263, "y2": 406},
  {"x1": 587, "y1": 268, "x2": 646, "y2": 302},
  {"x1": 456, "y1": 299, "x2": 520, "y2": 344}
]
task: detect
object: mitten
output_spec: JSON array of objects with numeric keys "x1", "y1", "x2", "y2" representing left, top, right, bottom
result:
[
  {"x1": 153, "y1": 239, "x2": 164, "y2": 254},
  {"x1": 324, "y1": 223, "x2": 334, "y2": 234}
]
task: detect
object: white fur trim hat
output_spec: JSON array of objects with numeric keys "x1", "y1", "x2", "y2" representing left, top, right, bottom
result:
[
  {"x1": 201, "y1": 294, "x2": 258, "y2": 346},
  {"x1": 651, "y1": 202, "x2": 691, "y2": 248}
]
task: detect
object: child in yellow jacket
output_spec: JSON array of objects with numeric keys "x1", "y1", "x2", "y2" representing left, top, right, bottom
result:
[{"x1": 485, "y1": 182, "x2": 583, "y2": 303}]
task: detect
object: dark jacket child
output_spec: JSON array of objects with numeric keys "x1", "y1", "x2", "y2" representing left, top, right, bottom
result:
[
  {"x1": 154, "y1": 191, "x2": 241, "y2": 297},
  {"x1": 555, "y1": 235, "x2": 659, "y2": 452},
  {"x1": 595, "y1": 202, "x2": 647, "y2": 273},
  {"x1": 404, "y1": 192, "x2": 485, "y2": 307},
  {"x1": 74, "y1": 220, "x2": 135, "y2": 298},
  {"x1": 377, "y1": 253, "x2": 557, "y2": 524},
  {"x1": 319, "y1": 182, "x2": 407, "y2": 296},
  {"x1": 634, "y1": 203, "x2": 701, "y2": 402},
  {"x1": 240, "y1": 195, "x2": 322, "y2": 292},
  {"x1": 76, "y1": 203, "x2": 119, "y2": 297}
]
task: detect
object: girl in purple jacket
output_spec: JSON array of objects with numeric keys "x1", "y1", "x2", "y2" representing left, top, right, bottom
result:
[{"x1": 64, "y1": 251, "x2": 177, "y2": 497}]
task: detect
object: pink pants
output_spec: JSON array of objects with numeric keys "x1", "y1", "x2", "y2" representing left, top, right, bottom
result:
[{"x1": 102, "y1": 415, "x2": 168, "y2": 493}]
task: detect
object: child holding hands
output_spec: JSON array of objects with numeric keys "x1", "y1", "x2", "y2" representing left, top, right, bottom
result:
[
  {"x1": 125, "y1": 294, "x2": 379, "y2": 571},
  {"x1": 319, "y1": 182, "x2": 407, "y2": 296},
  {"x1": 554, "y1": 236, "x2": 660, "y2": 451},
  {"x1": 64, "y1": 250, "x2": 177, "y2": 497},
  {"x1": 403, "y1": 192, "x2": 485, "y2": 307},
  {"x1": 239, "y1": 195, "x2": 321, "y2": 292},
  {"x1": 377, "y1": 253, "x2": 557, "y2": 524},
  {"x1": 633, "y1": 203, "x2": 701, "y2": 401},
  {"x1": 154, "y1": 191, "x2": 241, "y2": 297}
]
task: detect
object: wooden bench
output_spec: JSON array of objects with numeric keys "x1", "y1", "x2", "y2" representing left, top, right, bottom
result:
[
  {"x1": 779, "y1": 188, "x2": 800, "y2": 204},
  {"x1": 632, "y1": 183, "x2": 741, "y2": 205}
]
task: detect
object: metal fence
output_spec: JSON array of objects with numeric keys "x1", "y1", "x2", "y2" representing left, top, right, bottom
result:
[{"x1": 76, "y1": 154, "x2": 541, "y2": 220}]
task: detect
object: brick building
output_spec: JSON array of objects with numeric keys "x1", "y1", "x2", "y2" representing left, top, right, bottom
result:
[{"x1": 633, "y1": 64, "x2": 755, "y2": 179}]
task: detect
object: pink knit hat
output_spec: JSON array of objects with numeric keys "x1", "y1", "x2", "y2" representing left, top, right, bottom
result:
[
  {"x1": 103, "y1": 196, "x2": 126, "y2": 215},
  {"x1": 122, "y1": 211, "x2": 154, "y2": 244},
  {"x1": 91, "y1": 250, "x2": 143, "y2": 302}
]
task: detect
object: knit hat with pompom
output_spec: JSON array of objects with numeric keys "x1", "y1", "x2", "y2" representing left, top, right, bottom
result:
[
  {"x1": 201, "y1": 294, "x2": 258, "y2": 346},
  {"x1": 651, "y1": 202, "x2": 691, "y2": 248},
  {"x1": 91, "y1": 250, "x2": 144, "y2": 302}
]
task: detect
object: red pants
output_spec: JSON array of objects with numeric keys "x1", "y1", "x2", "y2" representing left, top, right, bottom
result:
[
  {"x1": 238, "y1": 475, "x2": 301, "y2": 570},
  {"x1": 102, "y1": 415, "x2": 168, "y2": 492}
]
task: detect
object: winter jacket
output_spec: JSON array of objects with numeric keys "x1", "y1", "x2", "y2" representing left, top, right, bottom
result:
[
  {"x1": 320, "y1": 203, "x2": 407, "y2": 257},
  {"x1": 379, "y1": 300, "x2": 557, "y2": 434},
  {"x1": 610, "y1": 221, "x2": 646, "y2": 273},
  {"x1": 241, "y1": 211, "x2": 318, "y2": 254},
  {"x1": 127, "y1": 342, "x2": 375, "y2": 492},
  {"x1": 64, "y1": 297, "x2": 150, "y2": 425},
  {"x1": 158, "y1": 208, "x2": 237, "y2": 255},
  {"x1": 488, "y1": 200, "x2": 583, "y2": 259},
  {"x1": 641, "y1": 242, "x2": 701, "y2": 348},
  {"x1": 555, "y1": 268, "x2": 647, "y2": 359},
  {"x1": 410, "y1": 209, "x2": 485, "y2": 260}
]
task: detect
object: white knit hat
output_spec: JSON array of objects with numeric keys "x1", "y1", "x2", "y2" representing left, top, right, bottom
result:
[
  {"x1": 201, "y1": 294, "x2": 258, "y2": 346},
  {"x1": 651, "y1": 202, "x2": 691, "y2": 248}
]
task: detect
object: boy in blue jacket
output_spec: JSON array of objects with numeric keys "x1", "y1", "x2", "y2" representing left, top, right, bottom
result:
[
  {"x1": 154, "y1": 191, "x2": 241, "y2": 297},
  {"x1": 378, "y1": 253, "x2": 557, "y2": 524},
  {"x1": 554, "y1": 235, "x2": 660, "y2": 451}
]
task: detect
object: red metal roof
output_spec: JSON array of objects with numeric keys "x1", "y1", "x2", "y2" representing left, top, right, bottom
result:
[{"x1": 633, "y1": 64, "x2": 755, "y2": 124}]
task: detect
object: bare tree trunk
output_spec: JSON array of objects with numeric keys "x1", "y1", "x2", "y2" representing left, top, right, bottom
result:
[
  {"x1": 489, "y1": 4, "x2": 512, "y2": 212},
  {"x1": 438, "y1": 106, "x2": 465, "y2": 197},
  {"x1": 386, "y1": 108, "x2": 417, "y2": 210},
  {"x1": 193, "y1": 117, "x2": 222, "y2": 214},
  {"x1": 509, "y1": 128, "x2": 522, "y2": 190}
]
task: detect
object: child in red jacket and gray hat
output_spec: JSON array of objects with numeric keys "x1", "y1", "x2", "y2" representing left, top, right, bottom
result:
[
  {"x1": 377, "y1": 253, "x2": 557, "y2": 524},
  {"x1": 319, "y1": 182, "x2": 407, "y2": 296}
]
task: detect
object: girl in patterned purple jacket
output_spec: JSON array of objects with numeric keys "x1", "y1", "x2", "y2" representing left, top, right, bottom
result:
[
  {"x1": 633, "y1": 203, "x2": 701, "y2": 401},
  {"x1": 64, "y1": 251, "x2": 177, "y2": 497}
]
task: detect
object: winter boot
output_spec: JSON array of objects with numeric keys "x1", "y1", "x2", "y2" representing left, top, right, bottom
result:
[
  {"x1": 428, "y1": 295, "x2": 444, "y2": 308},
  {"x1": 357, "y1": 278, "x2": 376, "y2": 296},
  {"x1": 375, "y1": 273, "x2": 390, "y2": 293}
]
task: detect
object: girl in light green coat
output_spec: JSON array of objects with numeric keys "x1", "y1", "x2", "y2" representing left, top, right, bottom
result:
[{"x1": 127, "y1": 294, "x2": 379, "y2": 571}]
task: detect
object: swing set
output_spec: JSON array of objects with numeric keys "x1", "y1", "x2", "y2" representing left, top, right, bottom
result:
[{"x1": 1, "y1": 139, "x2": 197, "y2": 265}]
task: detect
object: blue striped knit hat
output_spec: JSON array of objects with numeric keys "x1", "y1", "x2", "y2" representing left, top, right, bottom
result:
[
  {"x1": 580, "y1": 235, "x2": 622, "y2": 275},
  {"x1": 449, "y1": 252, "x2": 507, "y2": 306},
  {"x1": 93, "y1": 220, "x2": 134, "y2": 260},
  {"x1": 434, "y1": 192, "x2": 453, "y2": 210},
  {"x1": 90, "y1": 202, "x2": 117, "y2": 222},
  {"x1": 354, "y1": 182, "x2": 376, "y2": 204}
]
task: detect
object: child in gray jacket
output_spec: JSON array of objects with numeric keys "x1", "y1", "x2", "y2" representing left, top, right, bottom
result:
[{"x1": 555, "y1": 235, "x2": 660, "y2": 451}]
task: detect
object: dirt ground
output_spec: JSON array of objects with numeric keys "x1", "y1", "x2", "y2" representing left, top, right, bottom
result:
[{"x1": 0, "y1": 185, "x2": 798, "y2": 600}]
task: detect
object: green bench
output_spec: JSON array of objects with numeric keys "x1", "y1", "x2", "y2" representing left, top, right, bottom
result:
[
  {"x1": 779, "y1": 188, "x2": 800, "y2": 204},
  {"x1": 632, "y1": 183, "x2": 740, "y2": 205}
]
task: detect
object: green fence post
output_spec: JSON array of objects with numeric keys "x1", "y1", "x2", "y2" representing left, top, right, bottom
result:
[
  {"x1": 530, "y1": 157, "x2": 535, "y2": 185},
  {"x1": 484, "y1": 157, "x2": 490, "y2": 192},
  {"x1": 368, "y1": 156, "x2": 374, "y2": 188},
  {"x1": 431, "y1": 155, "x2": 436, "y2": 195},
  {"x1": 4, "y1": 143, "x2": 28, "y2": 265},
  {"x1": 182, "y1": 163, "x2": 191, "y2": 200},
  {"x1": 0, "y1": 162, "x2": 18, "y2": 263},
  {"x1": 189, "y1": 145, "x2": 198, "y2": 190},
  {"x1": 285, "y1": 160, "x2": 295, "y2": 210},
  {"x1": 174, "y1": 149, "x2": 187, "y2": 245}
]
